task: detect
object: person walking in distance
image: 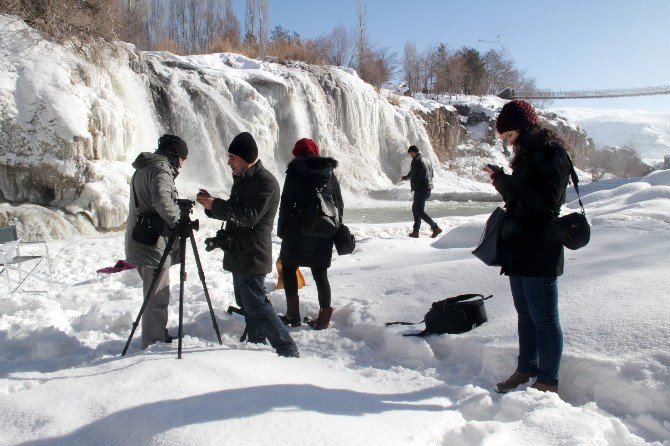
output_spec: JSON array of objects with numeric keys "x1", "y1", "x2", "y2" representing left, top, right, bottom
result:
[
  {"x1": 401, "y1": 145, "x2": 442, "y2": 238},
  {"x1": 486, "y1": 100, "x2": 571, "y2": 393},
  {"x1": 196, "y1": 132, "x2": 299, "y2": 357},
  {"x1": 277, "y1": 138, "x2": 344, "y2": 330},
  {"x1": 125, "y1": 134, "x2": 188, "y2": 349}
]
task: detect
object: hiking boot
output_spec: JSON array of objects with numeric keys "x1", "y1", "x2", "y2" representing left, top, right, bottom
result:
[
  {"x1": 277, "y1": 349, "x2": 300, "y2": 358},
  {"x1": 430, "y1": 226, "x2": 443, "y2": 238},
  {"x1": 494, "y1": 370, "x2": 536, "y2": 393},
  {"x1": 164, "y1": 329, "x2": 177, "y2": 344},
  {"x1": 408, "y1": 230, "x2": 420, "y2": 238},
  {"x1": 164, "y1": 334, "x2": 177, "y2": 344},
  {"x1": 530, "y1": 381, "x2": 559, "y2": 393}
]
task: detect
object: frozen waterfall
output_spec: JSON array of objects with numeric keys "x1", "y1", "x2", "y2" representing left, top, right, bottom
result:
[{"x1": 0, "y1": 15, "x2": 437, "y2": 234}]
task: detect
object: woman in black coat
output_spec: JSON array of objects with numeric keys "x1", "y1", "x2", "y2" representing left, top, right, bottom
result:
[
  {"x1": 485, "y1": 100, "x2": 571, "y2": 394},
  {"x1": 277, "y1": 138, "x2": 344, "y2": 330}
]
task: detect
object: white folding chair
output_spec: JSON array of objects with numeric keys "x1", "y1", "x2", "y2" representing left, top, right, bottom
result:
[{"x1": 0, "y1": 226, "x2": 53, "y2": 294}]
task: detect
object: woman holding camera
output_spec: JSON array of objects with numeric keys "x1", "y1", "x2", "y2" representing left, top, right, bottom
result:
[
  {"x1": 485, "y1": 100, "x2": 571, "y2": 393},
  {"x1": 277, "y1": 138, "x2": 344, "y2": 330}
]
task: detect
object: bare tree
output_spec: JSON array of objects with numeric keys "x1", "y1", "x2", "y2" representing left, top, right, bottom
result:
[
  {"x1": 482, "y1": 48, "x2": 535, "y2": 95},
  {"x1": 419, "y1": 45, "x2": 438, "y2": 95},
  {"x1": 352, "y1": 0, "x2": 367, "y2": 68},
  {"x1": 217, "y1": 0, "x2": 240, "y2": 50},
  {"x1": 314, "y1": 26, "x2": 351, "y2": 66},
  {"x1": 243, "y1": 0, "x2": 268, "y2": 55},
  {"x1": 258, "y1": 0, "x2": 269, "y2": 52},
  {"x1": 358, "y1": 46, "x2": 397, "y2": 86},
  {"x1": 244, "y1": 0, "x2": 258, "y2": 53},
  {"x1": 245, "y1": 0, "x2": 257, "y2": 38},
  {"x1": 150, "y1": 0, "x2": 166, "y2": 47},
  {"x1": 432, "y1": 44, "x2": 460, "y2": 95},
  {"x1": 403, "y1": 41, "x2": 420, "y2": 93},
  {"x1": 167, "y1": 0, "x2": 188, "y2": 53}
]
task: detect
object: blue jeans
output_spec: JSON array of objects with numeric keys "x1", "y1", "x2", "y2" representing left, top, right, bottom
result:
[
  {"x1": 510, "y1": 276, "x2": 563, "y2": 385},
  {"x1": 412, "y1": 189, "x2": 437, "y2": 231},
  {"x1": 232, "y1": 272, "x2": 298, "y2": 357}
]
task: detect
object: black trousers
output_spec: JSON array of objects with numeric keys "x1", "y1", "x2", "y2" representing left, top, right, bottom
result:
[
  {"x1": 282, "y1": 262, "x2": 331, "y2": 308},
  {"x1": 412, "y1": 189, "x2": 437, "y2": 231}
]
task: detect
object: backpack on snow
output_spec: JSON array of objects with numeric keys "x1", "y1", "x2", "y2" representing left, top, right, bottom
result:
[
  {"x1": 385, "y1": 294, "x2": 492, "y2": 336},
  {"x1": 299, "y1": 186, "x2": 340, "y2": 238}
]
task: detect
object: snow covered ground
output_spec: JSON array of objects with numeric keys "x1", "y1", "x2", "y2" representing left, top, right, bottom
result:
[
  {"x1": 551, "y1": 107, "x2": 670, "y2": 163},
  {"x1": 1, "y1": 170, "x2": 669, "y2": 445}
]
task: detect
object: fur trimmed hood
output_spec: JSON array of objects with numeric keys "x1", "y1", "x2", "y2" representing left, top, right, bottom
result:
[{"x1": 288, "y1": 156, "x2": 338, "y2": 188}]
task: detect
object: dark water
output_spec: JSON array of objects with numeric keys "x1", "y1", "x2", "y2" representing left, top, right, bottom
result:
[{"x1": 346, "y1": 201, "x2": 500, "y2": 224}]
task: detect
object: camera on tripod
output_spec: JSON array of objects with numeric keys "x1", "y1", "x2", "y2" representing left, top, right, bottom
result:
[
  {"x1": 204, "y1": 228, "x2": 231, "y2": 252},
  {"x1": 175, "y1": 199, "x2": 199, "y2": 231},
  {"x1": 177, "y1": 198, "x2": 195, "y2": 215}
]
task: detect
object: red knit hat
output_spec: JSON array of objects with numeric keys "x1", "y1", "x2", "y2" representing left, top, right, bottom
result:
[
  {"x1": 495, "y1": 100, "x2": 539, "y2": 134},
  {"x1": 292, "y1": 138, "x2": 320, "y2": 157}
]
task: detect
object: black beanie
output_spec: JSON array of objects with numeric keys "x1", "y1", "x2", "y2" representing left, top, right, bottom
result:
[
  {"x1": 157, "y1": 134, "x2": 188, "y2": 159},
  {"x1": 408, "y1": 145, "x2": 419, "y2": 153},
  {"x1": 228, "y1": 132, "x2": 258, "y2": 163}
]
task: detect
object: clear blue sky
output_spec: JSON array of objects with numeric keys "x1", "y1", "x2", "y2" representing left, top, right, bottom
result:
[{"x1": 233, "y1": 0, "x2": 670, "y2": 112}]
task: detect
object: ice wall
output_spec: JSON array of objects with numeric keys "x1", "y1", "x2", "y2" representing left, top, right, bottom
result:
[{"x1": 0, "y1": 15, "x2": 435, "y2": 232}]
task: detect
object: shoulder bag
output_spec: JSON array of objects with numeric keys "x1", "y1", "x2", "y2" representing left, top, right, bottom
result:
[
  {"x1": 130, "y1": 172, "x2": 165, "y2": 246},
  {"x1": 333, "y1": 224, "x2": 355, "y2": 255},
  {"x1": 555, "y1": 156, "x2": 590, "y2": 250},
  {"x1": 472, "y1": 206, "x2": 505, "y2": 266}
]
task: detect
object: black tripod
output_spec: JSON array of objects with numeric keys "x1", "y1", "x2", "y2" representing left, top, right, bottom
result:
[{"x1": 122, "y1": 200, "x2": 222, "y2": 358}]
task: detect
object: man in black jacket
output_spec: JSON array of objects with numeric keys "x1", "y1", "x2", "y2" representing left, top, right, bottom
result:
[
  {"x1": 196, "y1": 132, "x2": 298, "y2": 357},
  {"x1": 401, "y1": 145, "x2": 442, "y2": 238}
]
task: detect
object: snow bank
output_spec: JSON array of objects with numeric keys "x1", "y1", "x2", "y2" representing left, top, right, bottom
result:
[{"x1": 552, "y1": 107, "x2": 670, "y2": 161}]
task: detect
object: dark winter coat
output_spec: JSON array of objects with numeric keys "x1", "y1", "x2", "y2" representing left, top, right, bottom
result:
[
  {"x1": 206, "y1": 160, "x2": 279, "y2": 275},
  {"x1": 405, "y1": 152, "x2": 433, "y2": 191},
  {"x1": 125, "y1": 152, "x2": 181, "y2": 269},
  {"x1": 277, "y1": 156, "x2": 344, "y2": 269},
  {"x1": 493, "y1": 141, "x2": 571, "y2": 277}
]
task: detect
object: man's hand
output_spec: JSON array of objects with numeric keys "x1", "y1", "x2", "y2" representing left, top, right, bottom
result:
[{"x1": 196, "y1": 189, "x2": 214, "y2": 210}]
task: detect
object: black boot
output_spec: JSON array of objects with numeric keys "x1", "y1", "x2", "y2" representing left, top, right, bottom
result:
[
  {"x1": 308, "y1": 307, "x2": 333, "y2": 330},
  {"x1": 279, "y1": 295, "x2": 301, "y2": 327}
]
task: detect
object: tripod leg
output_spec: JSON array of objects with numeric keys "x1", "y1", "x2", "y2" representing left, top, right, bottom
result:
[
  {"x1": 189, "y1": 227, "x2": 223, "y2": 344},
  {"x1": 177, "y1": 233, "x2": 188, "y2": 359},
  {"x1": 122, "y1": 230, "x2": 178, "y2": 356}
]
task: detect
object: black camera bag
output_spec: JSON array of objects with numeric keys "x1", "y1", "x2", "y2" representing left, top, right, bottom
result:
[
  {"x1": 333, "y1": 224, "x2": 355, "y2": 255},
  {"x1": 556, "y1": 211, "x2": 590, "y2": 250},
  {"x1": 554, "y1": 156, "x2": 590, "y2": 250},
  {"x1": 299, "y1": 186, "x2": 340, "y2": 238},
  {"x1": 386, "y1": 294, "x2": 492, "y2": 337},
  {"x1": 132, "y1": 213, "x2": 164, "y2": 246},
  {"x1": 130, "y1": 173, "x2": 165, "y2": 246}
]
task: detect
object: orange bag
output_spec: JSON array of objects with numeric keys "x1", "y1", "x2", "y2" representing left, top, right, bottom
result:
[{"x1": 276, "y1": 259, "x2": 305, "y2": 289}]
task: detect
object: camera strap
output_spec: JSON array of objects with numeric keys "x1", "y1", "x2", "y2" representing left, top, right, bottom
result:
[{"x1": 131, "y1": 172, "x2": 140, "y2": 210}]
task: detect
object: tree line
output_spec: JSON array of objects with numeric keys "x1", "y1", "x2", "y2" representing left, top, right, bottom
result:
[
  {"x1": 403, "y1": 42, "x2": 535, "y2": 97},
  {"x1": 2, "y1": 0, "x2": 534, "y2": 95}
]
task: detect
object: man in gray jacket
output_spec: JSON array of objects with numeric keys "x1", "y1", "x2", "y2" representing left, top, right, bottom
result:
[
  {"x1": 401, "y1": 145, "x2": 442, "y2": 238},
  {"x1": 125, "y1": 134, "x2": 188, "y2": 349},
  {"x1": 197, "y1": 132, "x2": 298, "y2": 358}
]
